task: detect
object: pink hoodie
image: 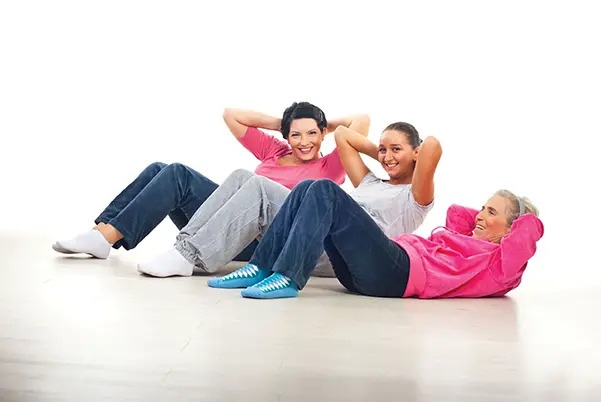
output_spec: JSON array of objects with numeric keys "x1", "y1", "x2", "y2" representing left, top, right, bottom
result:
[{"x1": 394, "y1": 204, "x2": 544, "y2": 298}]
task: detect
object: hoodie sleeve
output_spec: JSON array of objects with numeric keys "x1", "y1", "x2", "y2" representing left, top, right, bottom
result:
[
  {"x1": 498, "y1": 214, "x2": 545, "y2": 280},
  {"x1": 445, "y1": 204, "x2": 479, "y2": 235}
]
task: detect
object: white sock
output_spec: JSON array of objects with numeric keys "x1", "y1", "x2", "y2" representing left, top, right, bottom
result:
[
  {"x1": 137, "y1": 249, "x2": 194, "y2": 278},
  {"x1": 53, "y1": 229, "x2": 112, "y2": 259}
]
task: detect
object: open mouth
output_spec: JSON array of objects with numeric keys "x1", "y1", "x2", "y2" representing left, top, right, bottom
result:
[
  {"x1": 298, "y1": 147, "x2": 314, "y2": 155},
  {"x1": 384, "y1": 162, "x2": 399, "y2": 170},
  {"x1": 475, "y1": 224, "x2": 485, "y2": 230}
]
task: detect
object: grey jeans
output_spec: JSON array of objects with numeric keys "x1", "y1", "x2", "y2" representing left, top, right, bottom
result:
[{"x1": 175, "y1": 169, "x2": 334, "y2": 277}]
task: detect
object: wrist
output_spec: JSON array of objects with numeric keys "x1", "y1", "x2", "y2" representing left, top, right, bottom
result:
[{"x1": 272, "y1": 117, "x2": 282, "y2": 131}]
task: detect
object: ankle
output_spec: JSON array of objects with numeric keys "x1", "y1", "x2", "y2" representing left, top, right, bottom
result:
[{"x1": 95, "y1": 224, "x2": 122, "y2": 244}]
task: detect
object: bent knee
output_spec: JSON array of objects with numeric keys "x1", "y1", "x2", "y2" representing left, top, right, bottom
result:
[
  {"x1": 166, "y1": 162, "x2": 187, "y2": 170},
  {"x1": 294, "y1": 179, "x2": 316, "y2": 189},
  {"x1": 145, "y1": 161, "x2": 167, "y2": 173},
  {"x1": 310, "y1": 179, "x2": 340, "y2": 193},
  {"x1": 229, "y1": 168, "x2": 255, "y2": 180}
]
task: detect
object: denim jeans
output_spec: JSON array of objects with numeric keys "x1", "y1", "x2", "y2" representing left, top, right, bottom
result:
[
  {"x1": 249, "y1": 179, "x2": 410, "y2": 297},
  {"x1": 95, "y1": 162, "x2": 257, "y2": 259}
]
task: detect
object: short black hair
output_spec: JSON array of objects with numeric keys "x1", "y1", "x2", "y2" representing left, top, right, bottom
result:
[
  {"x1": 281, "y1": 102, "x2": 327, "y2": 139},
  {"x1": 383, "y1": 122, "x2": 422, "y2": 149}
]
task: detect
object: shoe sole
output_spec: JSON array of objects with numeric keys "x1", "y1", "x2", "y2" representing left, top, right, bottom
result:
[
  {"x1": 52, "y1": 242, "x2": 77, "y2": 254},
  {"x1": 53, "y1": 242, "x2": 109, "y2": 259},
  {"x1": 136, "y1": 265, "x2": 190, "y2": 278}
]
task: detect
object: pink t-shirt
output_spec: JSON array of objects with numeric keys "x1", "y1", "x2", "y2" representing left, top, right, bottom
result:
[{"x1": 237, "y1": 127, "x2": 346, "y2": 189}]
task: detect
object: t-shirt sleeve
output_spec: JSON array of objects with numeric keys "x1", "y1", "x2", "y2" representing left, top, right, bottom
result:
[
  {"x1": 237, "y1": 127, "x2": 290, "y2": 162},
  {"x1": 409, "y1": 190, "x2": 434, "y2": 213},
  {"x1": 364, "y1": 181, "x2": 432, "y2": 237},
  {"x1": 445, "y1": 204, "x2": 479, "y2": 235},
  {"x1": 357, "y1": 171, "x2": 380, "y2": 186},
  {"x1": 392, "y1": 189, "x2": 434, "y2": 235}
]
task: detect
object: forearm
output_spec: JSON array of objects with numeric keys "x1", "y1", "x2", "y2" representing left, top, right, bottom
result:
[
  {"x1": 411, "y1": 136, "x2": 442, "y2": 206},
  {"x1": 445, "y1": 205, "x2": 478, "y2": 235},
  {"x1": 224, "y1": 109, "x2": 282, "y2": 131},
  {"x1": 327, "y1": 114, "x2": 370, "y2": 136},
  {"x1": 415, "y1": 136, "x2": 442, "y2": 172},
  {"x1": 335, "y1": 126, "x2": 378, "y2": 160}
]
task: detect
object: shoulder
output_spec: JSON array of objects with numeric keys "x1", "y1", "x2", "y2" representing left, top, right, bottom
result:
[{"x1": 357, "y1": 171, "x2": 381, "y2": 186}]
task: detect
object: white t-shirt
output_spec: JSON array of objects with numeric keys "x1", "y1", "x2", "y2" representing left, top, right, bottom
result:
[{"x1": 350, "y1": 172, "x2": 433, "y2": 238}]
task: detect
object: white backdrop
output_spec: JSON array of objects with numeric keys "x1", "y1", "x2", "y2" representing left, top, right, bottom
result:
[{"x1": 1, "y1": 1, "x2": 599, "y2": 281}]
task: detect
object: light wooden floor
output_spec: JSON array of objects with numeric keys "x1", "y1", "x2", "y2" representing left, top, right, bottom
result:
[{"x1": 1, "y1": 233, "x2": 599, "y2": 402}]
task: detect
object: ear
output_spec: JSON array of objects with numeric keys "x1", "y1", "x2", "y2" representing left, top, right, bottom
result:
[{"x1": 413, "y1": 146, "x2": 420, "y2": 162}]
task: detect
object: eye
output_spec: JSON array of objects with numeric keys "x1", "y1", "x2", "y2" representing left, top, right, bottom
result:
[
  {"x1": 392, "y1": 147, "x2": 401, "y2": 151},
  {"x1": 309, "y1": 131, "x2": 317, "y2": 135},
  {"x1": 290, "y1": 133, "x2": 300, "y2": 137}
]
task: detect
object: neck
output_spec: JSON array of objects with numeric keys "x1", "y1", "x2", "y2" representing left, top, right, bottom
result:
[
  {"x1": 291, "y1": 155, "x2": 319, "y2": 165},
  {"x1": 388, "y1": 178, "x2": 411, "y2": 185},
  {"x1": 388, "y1": 170, "x2": 413, "y2": 185}
]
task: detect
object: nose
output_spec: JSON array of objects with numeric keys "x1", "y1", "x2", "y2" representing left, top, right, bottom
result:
[
  {"x1": 475, "y1": 210, "x2": 484, "y2": 222},
  {"x1": 384, "y1": 150, "x2": 394, "y2": 162},
  {"x1": 300, "y1": 134, "x2": 312, "y2": 146}
]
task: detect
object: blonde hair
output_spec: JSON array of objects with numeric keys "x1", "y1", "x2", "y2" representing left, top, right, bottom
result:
[{"x1": 495, "y1": 189, "x2": 539, "y2": 226}]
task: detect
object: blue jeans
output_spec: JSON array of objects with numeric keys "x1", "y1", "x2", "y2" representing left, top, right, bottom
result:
[
  {"x1": 95, "y1": 162, "x2": 258, "y2": 259},
  {"x1": 249, "y1": 179, "x2": 410, "y2": 297}
]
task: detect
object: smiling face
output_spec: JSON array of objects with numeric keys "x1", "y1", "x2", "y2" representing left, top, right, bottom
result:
[
  {"x1": 378, "y1": 129, "x2": 418, "y2": 184},
  {"x1": 473, "y1": 194, "x2": 512, "y2": 243},
  {"x1": 287, "y1": 118, "x2": 325, "y2": 162}
]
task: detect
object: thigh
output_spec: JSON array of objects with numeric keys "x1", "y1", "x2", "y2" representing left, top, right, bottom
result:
[
  {"x1": 178, "y1": 168, "x2": 257, "y2": 235},
  {"x1": 247, "y1": 175, "x2": 291, "y2": 234},
  {"x1": 255, "y1": 175, "x2": 291, "y2": 204},
  {"x1": 328, "y1": 193, "x2": 410, "y2": 297}
]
